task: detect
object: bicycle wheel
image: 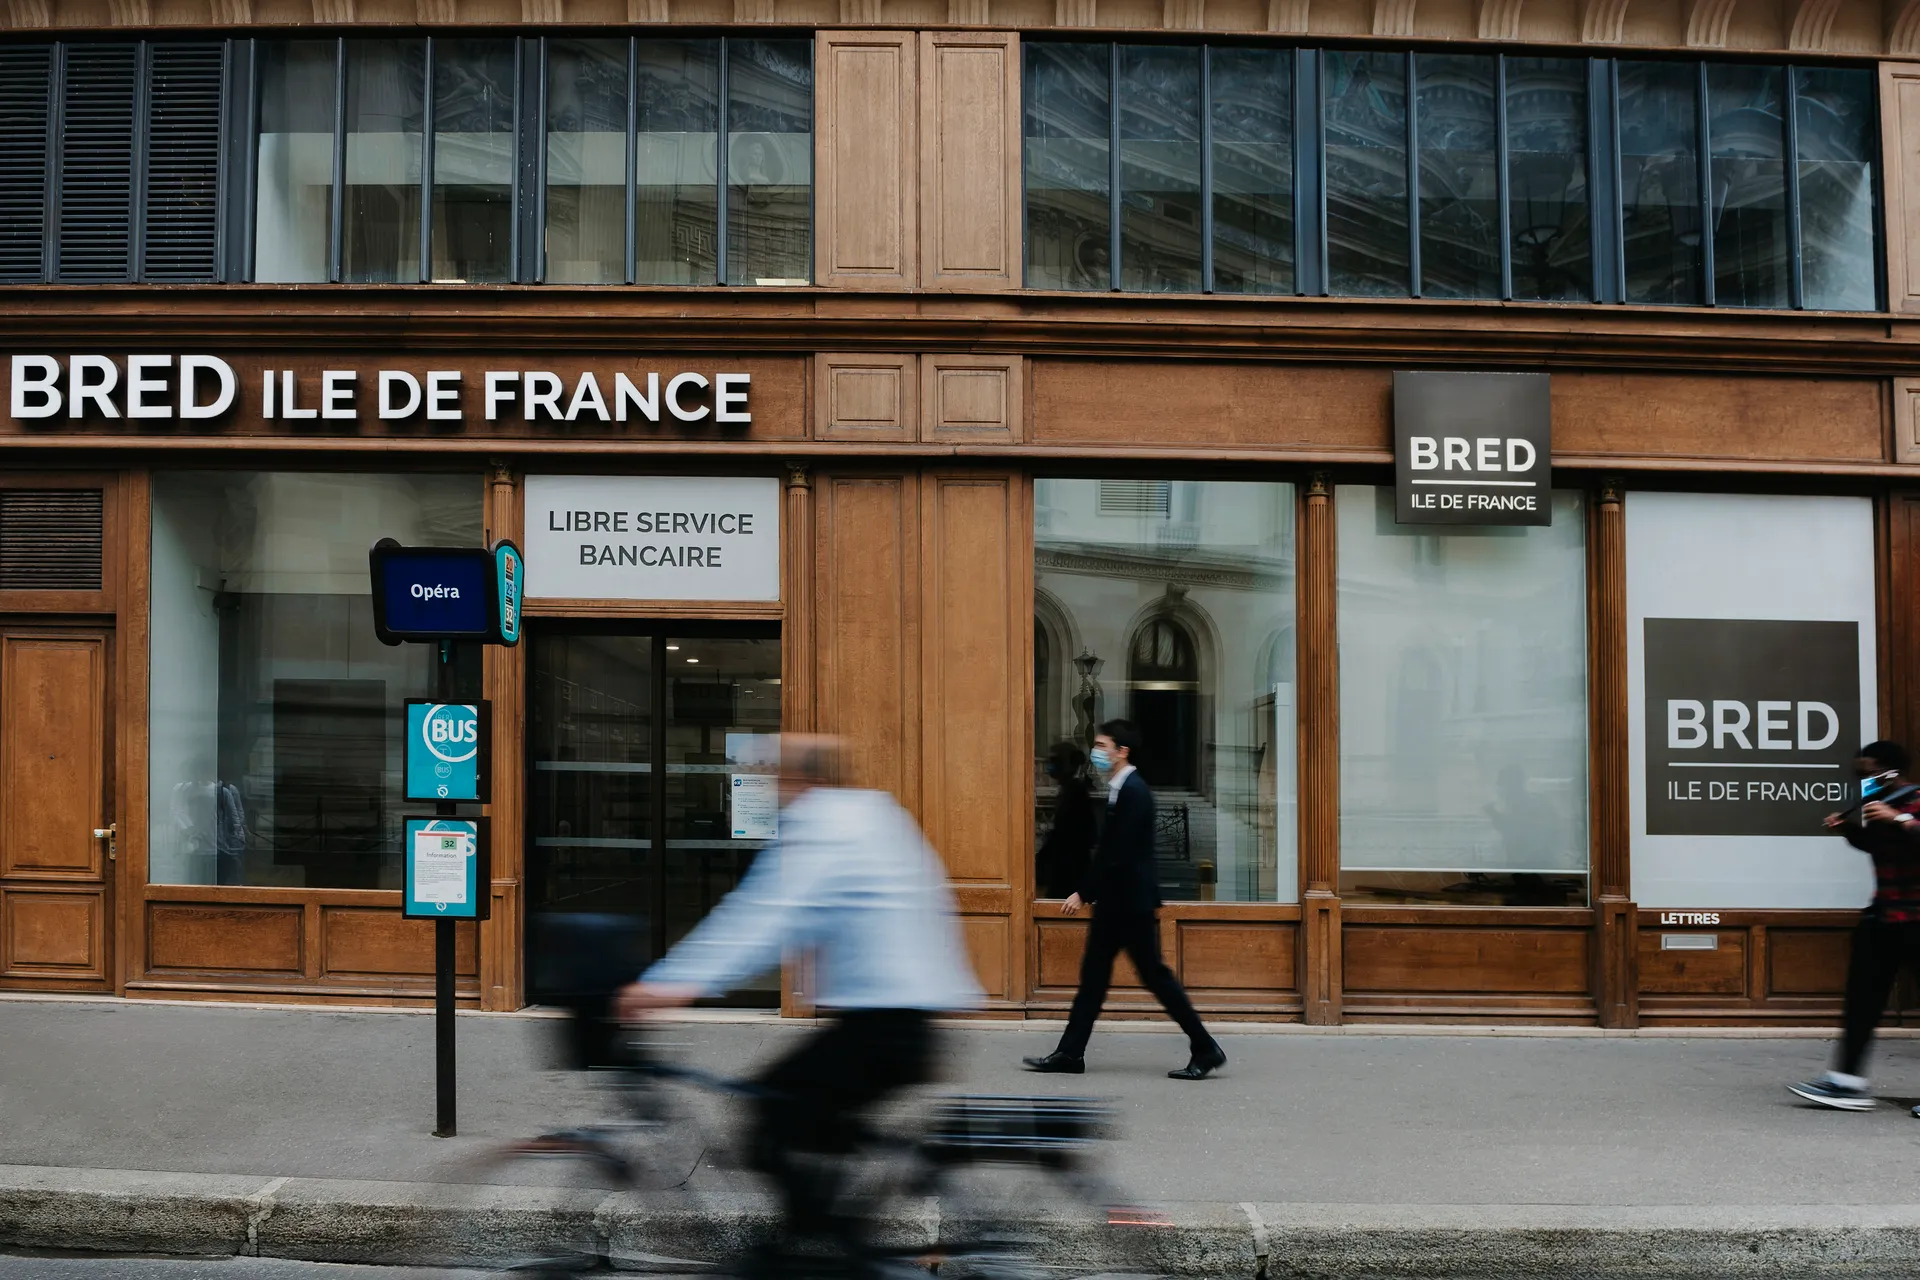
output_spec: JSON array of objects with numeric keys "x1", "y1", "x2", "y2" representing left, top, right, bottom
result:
[{"x1": 860, "y1": 1096, "x2": 1166, "y2": 1280}]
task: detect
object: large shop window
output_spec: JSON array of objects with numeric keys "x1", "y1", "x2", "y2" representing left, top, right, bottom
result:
[
  {"x1": 149, "y1": 473, "x2": 483, "y2": 890},
  {"x1": 252, "y1": 36, "x2": 810, "y2": 285},
  {"x1": 1021, "y1": 43, "x2": 1879, "y2": 310},
  {"x1": 1033, "y1": 479, "x2": 1298, "y2": 904},
  {"x1": 1627, "y1": 492, "x2": 1877, "y2": 909},
  {"x1": 1335, "y1": 486, "x2": 1589, "y2": 906},
  {"x1": 0, "y1": 41, "x2": 228, "y2": 284}
]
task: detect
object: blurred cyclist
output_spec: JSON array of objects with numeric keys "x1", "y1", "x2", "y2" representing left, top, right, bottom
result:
[{"x1": 618, "y1": 735, "x2": 982, "y2": 1272}]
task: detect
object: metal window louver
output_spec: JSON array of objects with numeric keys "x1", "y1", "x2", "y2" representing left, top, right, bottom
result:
[{"x1": 56, "y1": 43, "x2": 139, "y2": 282}]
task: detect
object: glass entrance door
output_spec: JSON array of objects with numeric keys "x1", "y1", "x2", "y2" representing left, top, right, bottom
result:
[{"x1": 526, "y1": 621, "x2": 781, "y2": 1003}]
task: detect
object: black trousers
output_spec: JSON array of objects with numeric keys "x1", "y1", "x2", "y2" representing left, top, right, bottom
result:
[
  {"x1": 751, "y1": 1009, "x2": 937, "y2": 1241},
  {"x1": 1058, "y1": 910, "x2": 1212, "y2": 1058},
  {"x1": 1838, "y1": 917, "x2": 1920, "y2": 1076}
]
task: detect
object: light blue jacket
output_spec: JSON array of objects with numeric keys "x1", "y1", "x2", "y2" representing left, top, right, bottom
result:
[{"x1": 644, "y1": 786, "x2": 983, "y2": 1011}]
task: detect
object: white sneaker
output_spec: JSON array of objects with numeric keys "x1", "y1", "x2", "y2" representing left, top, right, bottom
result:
[{"x1": 1788, "y1": 1078, "x2": 1875, "y2": 1111}]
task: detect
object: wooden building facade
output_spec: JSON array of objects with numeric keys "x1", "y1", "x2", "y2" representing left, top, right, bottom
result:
[{"x1": 4, "y1": 2, "x2": 1920, "y2": 1025}]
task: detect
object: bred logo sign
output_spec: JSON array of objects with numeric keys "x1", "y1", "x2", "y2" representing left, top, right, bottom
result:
[{"x1": 1643, "y1": 618, "x2": 1859, "y2": 836}]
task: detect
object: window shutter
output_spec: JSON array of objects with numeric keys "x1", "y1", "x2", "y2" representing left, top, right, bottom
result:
[
  {"x1": 0, "y1": 45, "x2": 52, "y2": 283},
  {"x1": 141, "y1": 43, "x2": 224, "y2": 282},
  {"x1": 0, "y1": 491, "x2": 105, "y2": 592},
  {"x1": 56, "y1": 43, "x2": 138, "y2": 283}
]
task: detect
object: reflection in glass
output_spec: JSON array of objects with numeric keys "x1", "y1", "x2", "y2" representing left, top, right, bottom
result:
[
  {"x1": 430, "y1": 40, "x2": 516, "y2": 284},
  {"x1": 1706, "y1": 63, "x2": 1787, "y2": 309},
  {"x1": 725, "y1": 39, "x2": 810, "y2": 286},
  {"x1": 1335, "y1": 486, "x2": 1589, "y2": 906},
  {"x1": 1033, "y1": 479, "x2": 1298, "y2": 904},
  {"x1": 546, "y1": 39, "x2": 627, "y2": 285},
  {"x1": 1025, "y1": 43, "x2": 1111, "y2": 291},
  {"x1": 342, "y1": 39, "x2": 425, "y2": 284},
  {"x1": 663, "y1": 636, "x2": 780, "y2": 978},
  {"x1": 148, "y1": 473, "x2": 483, "y2": 889},
  {"x1": 1505, "y1": 57, "x2": 1590, "y2": 302},
  {"x1": 1209, "y1": 47, "x2": 1292, "y2": 294},
  {"x1": 1416, "y1": 53, "x2": 1499, "y2": 299},
  {"x1": 638, "y1": 40, "x2": 720, "y2": 286},
  {"x1": 1795, "y1": 67, "x2": 1877, "y2": 312},
  {"x1": 1618, "y1": 61, "x2": 1701, "y2": 305},
  {"x1": 1118, "y1": 46, "x2": 1201, "y2": 293},
  {"x1": 1324, "y1": 50, "x2": 1409, "y2": 297},
  {"x1": 526, "y1": 627, "x2": 780, "y2": 1004},
  {"x1": 254, "y1": 41, "x2": 337, "y2": 283}
]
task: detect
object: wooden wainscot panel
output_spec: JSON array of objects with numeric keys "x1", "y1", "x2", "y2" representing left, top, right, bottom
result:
[
  {"x1": 1637, "y1": 929, "x2": 1747, "y2": 996},
  {"x1": 0, "y1": 635, "x2": 107, "y2": 881},
  {"x1": 922, "y1": 356, "x2": 1024, "y2": 444},
  {"x1": 147, "y1": 903, "x2": 302, "y2": 974},
  {"x1": 1035, "y1": 918, "x2": 1142, "y2": 990},
  {"x1": 2, "y1": 888, "x2": 105, "y2": 981},
  {"x1": 1030, "y1": 361, "x2": 1390, "y2": 453},
  {"x1": 1176, "y1": 920, "x2": 1296, "y2": 991},
  {"x1": 814, "y1": 474, "x2": 920, "y2": 808},
  {"x1": 1343, "y1": 926, "x2": 1591, "y2": 994},
  {"x1": 1882, "y1": 62, "x2": 1920, "y2": 315},
  {"x1": 920, "y1": 32, "x2": 1020, "y2": 289},
  {"x1": 1769, "y1": 928, "x2": 1851, "y2": 995},
  {"x1": 817, "y1": 32, "x2": 917, "y2": 289},
  {"x1": 920, "y1": 473, "x2": 1019, "y2": 881},
  {"x1": 962, "y1": 915, "x2": 1011, "y2": 999},
  {"x1": 1896, "y1": 378, "x2": 1920, "y2": 464},
  {"x1": 322, "y1": 908, "x2": 478, "y2": 978},
  {"x1": 816, "y1": 355, "x2": 920, "y2": 443},
  {"x1": 1553, "y1": 374, "x2": 1885, "y2": 464}
]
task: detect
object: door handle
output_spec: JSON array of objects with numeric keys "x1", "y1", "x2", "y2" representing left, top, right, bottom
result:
[{"x1": 93, "y1": 824, "x2": 116, "y2": 861}]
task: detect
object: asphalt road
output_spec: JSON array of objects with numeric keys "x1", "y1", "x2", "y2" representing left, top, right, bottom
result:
[{"x1": 0, "y1": 1258, "x2": 493, "y2": 1279}]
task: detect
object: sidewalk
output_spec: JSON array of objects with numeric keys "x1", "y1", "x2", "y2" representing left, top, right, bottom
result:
[{"x1": 7, "y1": 995, "x2": 1920, "y2": 1275}]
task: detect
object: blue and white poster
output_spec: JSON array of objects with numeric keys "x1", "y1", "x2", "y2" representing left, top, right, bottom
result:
[{"x1": 405, "y1": 701, "x2": 487, "y2": 802}]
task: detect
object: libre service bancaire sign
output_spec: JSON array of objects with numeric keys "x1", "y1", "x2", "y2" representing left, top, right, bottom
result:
[
  {"x1": 1393, "y1": 370, "x2": 1552, "y2": 527},
  {"x1": 523, "y1": 475, "x2": 781, "y2": 603}
]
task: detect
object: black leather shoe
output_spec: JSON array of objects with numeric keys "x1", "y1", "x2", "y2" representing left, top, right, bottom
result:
[
  {"x1": 1022, "y1": 1051, "x2": 1086, "y2": 1074},
  {"x1": 1168, "y1": 1043, "x2": 1226, "y2": 1080}
]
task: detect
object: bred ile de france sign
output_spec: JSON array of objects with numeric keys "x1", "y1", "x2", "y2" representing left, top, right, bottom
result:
[
  {"x1": 1394, "y1": 371, "x2": 1552, "y2": 527},
  {"x1": 523, "y1": 475, "x2": 781, "y2": 602}
]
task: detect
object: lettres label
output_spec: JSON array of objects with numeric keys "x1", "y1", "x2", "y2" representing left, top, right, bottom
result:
[{"x1": 523, "y1": 475, "x2": 781, "y2": 602}]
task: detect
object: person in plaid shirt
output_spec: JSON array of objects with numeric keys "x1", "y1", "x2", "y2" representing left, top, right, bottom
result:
[{"x1": 1790, "y1": 741, "x2": 1920, "y2": 1112}]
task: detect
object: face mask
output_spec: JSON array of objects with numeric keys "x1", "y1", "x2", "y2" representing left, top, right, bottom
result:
[
  {"x1": 1863, "y1": 771, "x2": 1892, "y2": 800},
  {"x1": 1090, "y1": 747, "x2": 1112, "y2": 774}
]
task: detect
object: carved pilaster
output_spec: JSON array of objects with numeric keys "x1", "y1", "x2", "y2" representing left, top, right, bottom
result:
[
  {"x1": 1592, "y1": 476, "x2": 1637, "y2": 1028},
  {"x1": 1299, "y1": 471, "x2": 1342, "y2": 1025}
]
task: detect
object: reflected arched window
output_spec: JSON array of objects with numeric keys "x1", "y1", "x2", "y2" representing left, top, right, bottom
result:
[{"x1": 1128, "y1": 616, "x2": 1199, "y2": 790}]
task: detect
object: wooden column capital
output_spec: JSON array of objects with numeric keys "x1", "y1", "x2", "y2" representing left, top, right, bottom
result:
[{"x1": 785, "y1": 460, "x2": 813, "y2": 490}]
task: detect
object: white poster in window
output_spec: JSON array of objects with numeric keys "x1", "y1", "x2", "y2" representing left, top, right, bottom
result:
[
  {"x1": 412, "y1": 829, "x2": 471, "y2": 905},
  {"x1": 730, "y1": 774, "x2": 779, "y2": 841},
  {"x1": 1627, "y1": 492, "x2": 1877, "y2": 909},
  {"x1": 523, "y1": 475, "x2": 781, "y2": 601}
]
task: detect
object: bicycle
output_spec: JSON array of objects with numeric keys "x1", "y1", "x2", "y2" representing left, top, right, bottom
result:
[{"x1": 440, "y1": 1027, "x2": 1168, "y2": 1280}]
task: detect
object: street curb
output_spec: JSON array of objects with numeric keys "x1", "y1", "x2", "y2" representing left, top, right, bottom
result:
[{"x1": 9, "y1": 1164, "x2": 1920, "y2": 1277}]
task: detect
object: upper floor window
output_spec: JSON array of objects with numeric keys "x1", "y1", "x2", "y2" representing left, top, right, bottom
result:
[
  {"x1": 252, "y1": 35, "x2": 810, "y2": 285},
  {"x1": 1023, "y1": 42, "x2": 1881, "y2": 311},
  {"x1": 0, "y1": 41, "x2": 228, "y2": 284}
]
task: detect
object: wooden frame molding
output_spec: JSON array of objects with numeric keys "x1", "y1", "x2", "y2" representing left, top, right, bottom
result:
[
  {"x1": 919, "y1": 31, "x2": 1022, "y2": 290},
  {"x1": 816, "y1": 31, "x2": 919, "y2": 290}
]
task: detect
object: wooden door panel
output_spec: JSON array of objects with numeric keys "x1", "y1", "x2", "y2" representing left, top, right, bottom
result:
[
  {"x1": 0, "y1": 635, "x2": 107, "y2": 880},
  {"x1": 1, "y1": 888, "x2": 105, "y2": 981}
]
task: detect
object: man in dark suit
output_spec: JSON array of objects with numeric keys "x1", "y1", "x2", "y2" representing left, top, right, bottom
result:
[{"x1": 1023, "y1": 719, "x2": 1226, "y2": 1081}]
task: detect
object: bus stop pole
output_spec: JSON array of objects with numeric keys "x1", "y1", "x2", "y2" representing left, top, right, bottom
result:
[{"x1": 433, "y1": 639, "x2": 457, "y2": 1138}]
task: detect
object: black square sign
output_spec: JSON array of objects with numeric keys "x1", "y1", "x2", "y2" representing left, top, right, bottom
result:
[
  {"x1": 1643, "y1": 618, "x2": 1861, "y2": 836},
  {"x1": 1394, "y1": 371, "x2": 1552, "y2": 527}
]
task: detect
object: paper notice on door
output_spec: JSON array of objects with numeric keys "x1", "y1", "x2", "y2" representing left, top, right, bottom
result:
[
  {"x1": 413, "y1": 829, "x2": 471, "y2": 905},
  {"x1": 730, "y1": 773, "x2": 779, "y2": 841}
]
